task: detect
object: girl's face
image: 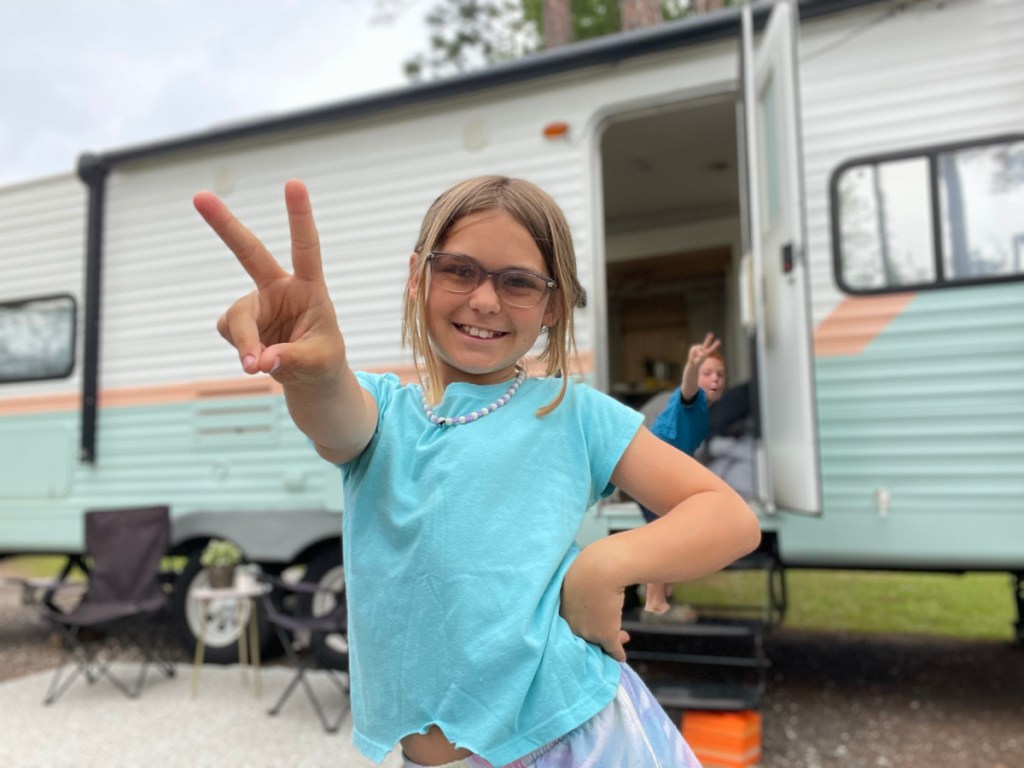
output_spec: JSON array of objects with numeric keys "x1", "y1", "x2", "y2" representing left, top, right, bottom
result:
[
  {"x1": 418, "y1": 209, "x2": 558, "y2": 387},
  {"x1": 699, "y1": 357, "x2": 727, "y2": 405}
]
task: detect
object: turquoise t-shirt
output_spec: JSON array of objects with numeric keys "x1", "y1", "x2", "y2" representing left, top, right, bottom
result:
[{"x1": 341, "y1": 373, "x2": 643, "y2": 765}]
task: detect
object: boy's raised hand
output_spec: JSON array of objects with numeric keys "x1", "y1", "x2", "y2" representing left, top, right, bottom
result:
[
  {"x1": 680, "y1": 331, "x2": 721, "y2": 399},
  {"x1": 688, "y1": 331, "x2": 721, "y2": 369},
  {"x1": 194, "y1": 179, "x2": 346, "y2": 387}
]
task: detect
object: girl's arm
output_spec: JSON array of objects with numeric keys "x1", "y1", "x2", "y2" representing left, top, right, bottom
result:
[
  {"x1": 194, "y1": 179, "x2": 377, "y2": 464},
  {"x1": 560, "y1": 426, "x2": 760, "y2": 660}
]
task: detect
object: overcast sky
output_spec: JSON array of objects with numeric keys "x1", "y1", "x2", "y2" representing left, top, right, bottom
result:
[{"x1": 0, "y1": 0, "x2": 431, "y2": 186}]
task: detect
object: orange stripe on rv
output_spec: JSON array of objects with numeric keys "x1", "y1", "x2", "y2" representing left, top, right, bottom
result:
[
  {"x1": 0, "y1": 352, "x2": 594, "y2": 416},
  {"x1": 813, "y1": 294, "x2": 916, "y2": 357}
]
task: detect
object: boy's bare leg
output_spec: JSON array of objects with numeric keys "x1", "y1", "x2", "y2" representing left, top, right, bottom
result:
[{"x1": 644, "y1": 582, "x2": 671, "y2": 613}]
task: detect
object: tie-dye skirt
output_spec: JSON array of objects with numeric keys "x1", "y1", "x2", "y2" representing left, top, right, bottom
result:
[{"x1": 402, "y1": 663, "x2": 701, "y2": 768}]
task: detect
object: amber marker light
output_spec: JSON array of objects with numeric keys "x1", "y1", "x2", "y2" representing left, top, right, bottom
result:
[{"x1": 542, "y1": 121, "x2": 570, "y2": 139}]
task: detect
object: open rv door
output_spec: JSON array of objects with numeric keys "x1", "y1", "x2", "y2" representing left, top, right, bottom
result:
[{"x1": 739, "y1": 0, "x2": 821, "y2": 515}]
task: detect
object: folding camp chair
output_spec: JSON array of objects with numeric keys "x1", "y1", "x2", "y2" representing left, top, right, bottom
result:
[
  {"x1": 257, "y1": 571, "x2": 348, "y2": 733},
  {"x1": 40, "y1": 505, "x2": 176, "y2": 705}
]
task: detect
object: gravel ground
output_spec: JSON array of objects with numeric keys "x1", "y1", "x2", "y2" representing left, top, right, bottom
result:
[
  {"x1": 758, "y1": 630, "x2": 1024, "y2": 768},
  {"x1": 2, "y1": 571, "x2": 1021, "y2": 768}
]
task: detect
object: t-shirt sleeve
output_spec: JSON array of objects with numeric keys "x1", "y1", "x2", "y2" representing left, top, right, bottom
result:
[
  {"x1": 339, "y1": 371, "x2": 400, "y2": 470},
  {"x1": 571, "y1": 384, "x2": 644, "y2": 506}
]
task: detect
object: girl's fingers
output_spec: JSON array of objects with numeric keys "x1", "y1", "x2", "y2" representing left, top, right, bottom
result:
[
  {"x1": 603, "y1": 632, "x2": 628, "y2": 662},
  {"x1": 284, "y1": 179, "x2": 325, "y2": 284},
  {"x1": 194, "y1": 191, "x2": 288, "y2": 288},
  {"x1": 219, "y1": 297, "x2": 265, "y2": 373}
]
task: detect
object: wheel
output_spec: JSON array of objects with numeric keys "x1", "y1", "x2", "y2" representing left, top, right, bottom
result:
[
  {"x1": 171, "y1": 550, "x2": 271, "y2": 664},
  {"x1": 299, "y1": 546, "x2": 347, "y2": 671}
]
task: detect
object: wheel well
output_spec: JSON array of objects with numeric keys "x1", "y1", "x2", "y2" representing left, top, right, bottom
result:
[
  {"x1": 167, "y1": 534, "x2": 341, "y2": 569},
  {"x1": 292, "y1": 537, "x2": 343, "y2": 570}
]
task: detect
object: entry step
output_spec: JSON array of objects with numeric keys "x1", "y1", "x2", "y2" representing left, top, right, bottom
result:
[
  {"x1": 649, "y1": 681, "x2": 762, "y2": 712},
  {"x1": 621, "y1": 610, "x2": 763, "y2": 638}
]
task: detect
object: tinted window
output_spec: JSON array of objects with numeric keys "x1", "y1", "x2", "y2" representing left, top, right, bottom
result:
[
  {"x1": 0, "y1": 294, "x2": 76, "y2": 383},
  {"x1": 832, "y1": 136, "x2": 1024, "y2": 294}
]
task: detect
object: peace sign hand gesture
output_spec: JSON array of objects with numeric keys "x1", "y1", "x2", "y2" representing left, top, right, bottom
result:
[
  {"x1": 687, "y1": 332, "x2": 721, "y2": 370},
  {"x1": 680, "y1": 331, "x2": 722, "y2": 401},
  {"x1": 194, "y1": 179, "x2": 347, "y2": 388}
]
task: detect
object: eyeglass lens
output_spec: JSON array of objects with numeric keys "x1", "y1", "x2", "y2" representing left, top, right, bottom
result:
[{"x1": 429, "y1": 253, "x2": 552, "y2": 308}]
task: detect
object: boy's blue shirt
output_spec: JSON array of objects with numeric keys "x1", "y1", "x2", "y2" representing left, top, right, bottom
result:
[
  {"x1": 650, "y1": 387, "x2": 709, "y2": 457},
  {"x1": 340, "y1": 373, "x2": 643, "y2": 765}
]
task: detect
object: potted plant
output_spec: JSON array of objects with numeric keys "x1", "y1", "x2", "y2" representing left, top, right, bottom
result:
[{"x1": 200, "y1": 539, "x2": 243, "y2": 589}]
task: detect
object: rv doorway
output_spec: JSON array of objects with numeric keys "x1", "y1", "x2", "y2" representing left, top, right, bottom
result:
[{"x1": 600, "y1": 96, "x2": 746, "y2": 419}]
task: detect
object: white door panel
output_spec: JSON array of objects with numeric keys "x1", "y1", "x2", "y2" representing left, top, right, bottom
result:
[{"x1": 741, "y1": 0, "x2": 821, "y2": 515}]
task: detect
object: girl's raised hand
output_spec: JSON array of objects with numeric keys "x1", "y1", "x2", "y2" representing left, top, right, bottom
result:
[{"x1": 194, "y1": 180, "x2": 346, "y2": 387}]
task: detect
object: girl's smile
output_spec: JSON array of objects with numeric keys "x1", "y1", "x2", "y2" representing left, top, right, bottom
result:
[
  {"x1": 456, "y1": 323, "x2": 507, "y2": 340},
  {"x1": 420, "y1": 209, "x2": 557, "y2": 387}
]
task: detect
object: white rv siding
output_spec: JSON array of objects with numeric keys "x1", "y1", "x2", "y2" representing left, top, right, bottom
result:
[
  {"x1": 777, "y1": 0, "x2": 1024, "y2": 567},
  {"x1": 0, "y1": 173, "x2": 86, "y2": 398},
  {"x1": 798, "y1": 0, "x2": 1024, "y2": 325},
  {"x1": 98, "y1": 39, "x2": 739, "y2": 392}
]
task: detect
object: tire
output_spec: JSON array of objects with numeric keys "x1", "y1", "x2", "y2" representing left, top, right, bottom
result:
[
  {"x1": 171, "y1": 550, "x2": 271, "y2": 664},
  {"x1": 299, "y1": 546, "x2": 347, "y2": 671}
]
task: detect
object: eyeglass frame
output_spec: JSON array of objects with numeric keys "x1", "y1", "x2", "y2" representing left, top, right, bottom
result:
[{"x1": 426, "y1": 251, "x2": 558, "y2": 308}]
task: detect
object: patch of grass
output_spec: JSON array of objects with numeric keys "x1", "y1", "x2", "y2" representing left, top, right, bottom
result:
[
  {"x1": 675, "y1": 569, "x2": 1017, "y2": 641},
  {"x1": 1, "y1": 555, "x2": 80, "y2": 579},
  {"x1": 2, "y1": 554, "x2": 186, "y2": 581}
]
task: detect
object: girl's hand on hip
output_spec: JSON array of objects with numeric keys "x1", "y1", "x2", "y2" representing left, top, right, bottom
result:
[
  {"x1": 194, "y1": 179, "x2": 346, "y2": 387},
  {"x1": 560, "y1": 543, "x2": 630, "y2": 662}
]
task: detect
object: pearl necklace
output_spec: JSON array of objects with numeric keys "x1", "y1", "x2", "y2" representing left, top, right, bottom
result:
[{"x1": 422, "y1": 367, "x2": 527, "y2": 427}]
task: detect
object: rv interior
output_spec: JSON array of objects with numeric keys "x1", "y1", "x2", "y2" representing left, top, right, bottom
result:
[{"x1": 600, "y1": 95, "x2": 746, "y2": 410}]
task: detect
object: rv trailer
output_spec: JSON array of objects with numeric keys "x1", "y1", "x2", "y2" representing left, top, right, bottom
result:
[{"x1": 1, "y1": 0, "x2": 1021, "y2": 671}]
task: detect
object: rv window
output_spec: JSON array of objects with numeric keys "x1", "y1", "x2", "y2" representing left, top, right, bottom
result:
[
  {"x1": 939, "y1": 142, "x2": 1024, "y2": 281},
  {"x1": 0, "y1": 294, "x2": 76, "y2": 384},
  {"x1": 832, "y1": 135, "x2": 1024, "y2": 294}
]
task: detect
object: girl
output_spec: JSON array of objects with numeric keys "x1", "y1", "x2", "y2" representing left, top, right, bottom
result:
[{"x1": 194, "y1": 176, "x2": 759, "y2": 767}]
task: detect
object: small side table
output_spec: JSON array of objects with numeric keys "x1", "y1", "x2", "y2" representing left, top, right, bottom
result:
[{"x1": 190, "y1": 579, "x2": 269, "y2": 699}]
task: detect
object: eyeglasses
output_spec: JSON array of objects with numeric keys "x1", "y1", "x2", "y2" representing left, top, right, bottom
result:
[{"x1": 427, "y1": 251, "x2": 557, "y2": 309}]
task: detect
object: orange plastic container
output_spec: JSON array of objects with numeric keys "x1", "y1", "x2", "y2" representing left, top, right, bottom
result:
[{"x1": 681, "y1": 710, "x2": 762, "y2": 768}]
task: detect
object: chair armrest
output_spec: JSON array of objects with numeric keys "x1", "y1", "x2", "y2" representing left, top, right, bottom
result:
[{"x1": 257, "y1": 571, "x2": 344, "y2": 599}]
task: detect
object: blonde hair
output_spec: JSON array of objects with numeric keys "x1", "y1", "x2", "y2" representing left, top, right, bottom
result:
[{"x1": 402, "y1": 176, "x2": 586, "y2": 416}]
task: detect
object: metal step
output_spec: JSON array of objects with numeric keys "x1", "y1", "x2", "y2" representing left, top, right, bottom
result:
[
  {"x1": 621, "y1": 611, "x2": 764, "y2": 638},
  {"x1": 650, "y1": 681, "x2": 762, "y2": 712},
  {"x1": 628, "y1": 649, "x2": 768, "y2": 669}
]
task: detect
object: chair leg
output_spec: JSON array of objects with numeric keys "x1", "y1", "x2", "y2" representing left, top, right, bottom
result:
[
  {"x1": 265, "y1": 624, "x2": 344, "y2": 733},
  {"x1": 299, "y1": 671, "x2": 345, "y2": 733},
  {"x1": 305, "y1": 667, "x2": 350, "y2": 733},
  {"x1": 43, "y1": 626, "x2": 125, "y2": 703},
  {"x1": 44, "y1": 653, "x2": 84, "y2": 705},
  {"x1": 269, "y1": 665, "x2": 306, "y2": 716},
  {"x1": 123, "y1": 623, "x2": 176, "y2": 696},
  {"x1": 267, "y1": 622, "x2": 304, "y2": 716},
  {"x1": 45, "y1": 620, "x2": 175, "y2": 704}
]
